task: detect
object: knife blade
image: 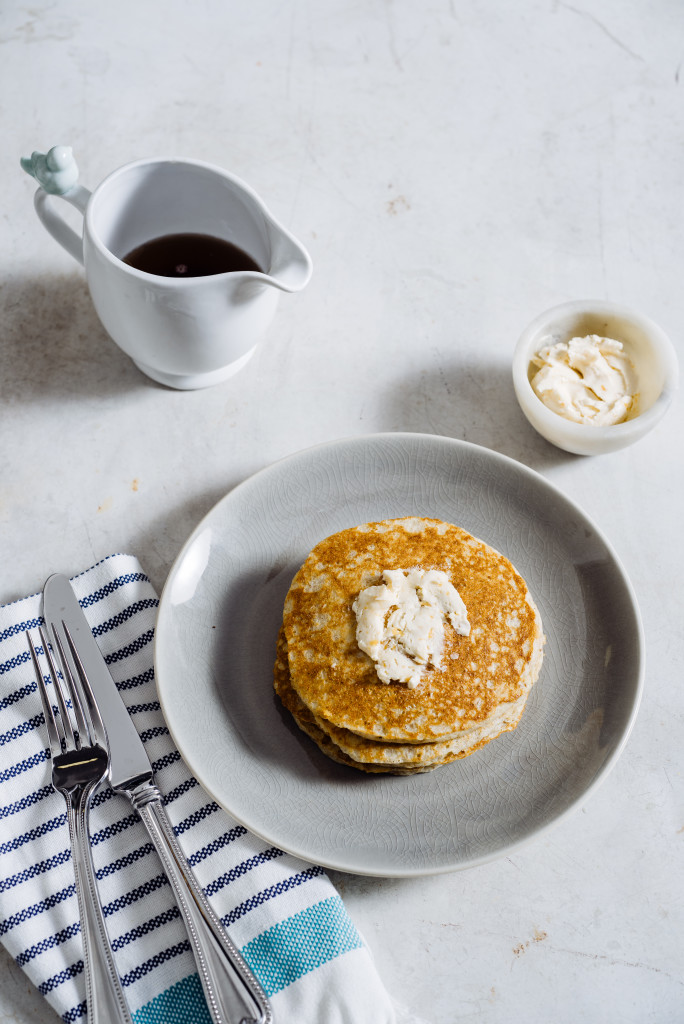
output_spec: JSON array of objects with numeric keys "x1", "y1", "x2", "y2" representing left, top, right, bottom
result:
[{"x1": 43, "y1": 573, "x2": 272, "y2": 1024}]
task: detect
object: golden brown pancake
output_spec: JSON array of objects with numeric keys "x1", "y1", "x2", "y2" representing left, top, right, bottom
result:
[
  {"x1": 274, "y1": 517, "x2": 544, "y2": 773},
  {"x1": 273, "y1": 628, "x2": 436, "y2": 773},
  {"x1": 273, "y1": 626, "x2": 524, "y2": 771}
]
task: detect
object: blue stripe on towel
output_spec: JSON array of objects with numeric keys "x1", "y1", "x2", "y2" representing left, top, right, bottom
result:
[
  {"x1": 0, "y1": 748, "x2": 49, "y2": 783},
  {"x1": 16, "y1": 920, "x2": 81, "y2": 966},
  {"x1": 0, "y1": 811, "x2": 67, "y2": 855},
  {"x1": 39, "y1": 959, "x2": 83, "y2": 995},
  {"x1": 241, "y1": 895, "x2": 363, "y2": 996},
  {"x1": 91, "y1": 787, "x2": 116, "y2": 809},
  {"x1": 151, "y1": 750, "x2": 181, "y2": 773},
  {"x1": 0, "y1": 783, "x2": 53, "y2": 819},
  {"x1": 127, "y1": 700, "x2": 161, "y2": 715},
  {"x1": 102, "y1": 874, "x2": 169, "y2": 917},
  {"x1": 62, "y1": 997, "x2": 87, "y2": 1022},
  {"x1": 139, "y1": 725, "x2": 169, "y2": 743},
  {"x1": 0, "y1": 649, "x2": 31, "y2": 675},
  {"x1": 222, "y1": 865, "x2": 324, "y2": 927},
  {"x1": 0, "y1": 849, "x2": 71, "y2": 896},
  {"x1": 174, "y1": 802, "x2": 219, "y2": 835},
  {"x1": 121, "y1": 939, "x2": 191, "y2": 987},
  {"x1": 204, "y1": 848, "x2": 285, "y2": 898},
  {"x1": 115, "y1": 667, "x2": 155, "y2": 692},
  {"x1": 90, "y1": 599, "x2": 159, "y2": 637},
  {"x1": 186, "y1": 824, "x2": 248, "y2": 866},
  {"x1": 105, "y1": 630, "x2": 155, "y2": 665},
  {"x1": 111, "y1": 906, "x2": 182, "y2": 952},
  {"x1": 164, "y1": 777, "x2": 199, "y2": 804},
  {"x1": 0, "y1": 617, "x2": 43, "y2": 645},
  {"x1": 132, "y1": 973, "x2": 211, "y2": 1024},
  {"x1": 1, "y1": 712, "x2": 45, "y2": 746},
  {"x1": 95, "y1": 842, "x2": 155, "y2": 880},
  {"x1": 90, "y1": 812, "x2": 139, "y2": 846},
  {"x1": 0, "y1": 883, "x2": 75, "y2": 936},
  {"x1": 0, "y1": 681, "x2": 37, "y2": 710},
  {"x1": 78, "y1": 573, "x2": 150, "y2": 608}
]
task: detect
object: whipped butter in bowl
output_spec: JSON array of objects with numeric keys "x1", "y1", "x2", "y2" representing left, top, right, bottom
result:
[
  {"x1": 513, "y1": 301, "x2": 679, "y2": 455},
  {"x1": 530, "y1": 334, "x2": 638, "y2": 426}
]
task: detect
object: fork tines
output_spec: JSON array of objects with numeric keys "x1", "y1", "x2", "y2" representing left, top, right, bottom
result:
[{"x1": 27, "y1": 622, "x2": 106, "y2": 754}]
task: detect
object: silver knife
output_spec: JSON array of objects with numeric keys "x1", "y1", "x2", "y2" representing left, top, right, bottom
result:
[{"x1": 43, "y1": 573, "x2": 272, "y2": 1024}]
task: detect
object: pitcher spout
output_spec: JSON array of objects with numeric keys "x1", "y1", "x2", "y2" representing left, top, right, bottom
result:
[{"x1": 264, "y1": 220, "x2": 313, "y2": 293}]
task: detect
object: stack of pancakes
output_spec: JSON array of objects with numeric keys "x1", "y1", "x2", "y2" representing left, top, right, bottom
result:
[{"x1": 274, "y1": 517, "x2": 545, "y2": 774}]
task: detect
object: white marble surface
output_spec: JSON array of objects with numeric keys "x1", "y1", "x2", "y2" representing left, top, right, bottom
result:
[{"x1": 1, "y1": 1, "x2": 683, "y2": 1021}]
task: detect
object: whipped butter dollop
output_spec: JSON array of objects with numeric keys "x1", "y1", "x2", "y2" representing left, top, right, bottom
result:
[
  {"x1": 530, "y1": 334, "x2": 638, "y2": 426},
  {"x1": 352, "y1": 569, "x2": 470, "y2": 688}
]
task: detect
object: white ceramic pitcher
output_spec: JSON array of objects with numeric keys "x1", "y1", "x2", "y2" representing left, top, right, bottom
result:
[{"x1": 22, "y1": 147, "x2": 313, "y2": 389}]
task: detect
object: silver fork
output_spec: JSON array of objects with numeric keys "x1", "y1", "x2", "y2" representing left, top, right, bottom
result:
[{"x1": 27, "y1": 625, "x2": 133, "y2": 1024}]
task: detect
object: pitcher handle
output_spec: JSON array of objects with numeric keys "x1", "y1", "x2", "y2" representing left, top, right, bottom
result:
[
  {"x1": 34, "y1": 184, "x2": 92, "y2": 266},
  {"x1": 21, "y1": 145, "x2": 91, "y2": 265}
]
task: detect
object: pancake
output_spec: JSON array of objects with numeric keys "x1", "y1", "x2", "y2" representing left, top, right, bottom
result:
[
  {"x1": 281, "y1": 518, "x2": 544, "y2": 747},
  {"x1": 273, "y1": 628, "x2": 436, "y2": 774},
  {"x1": 274, "y1": 627, "x2": 526, "y2": 771}
]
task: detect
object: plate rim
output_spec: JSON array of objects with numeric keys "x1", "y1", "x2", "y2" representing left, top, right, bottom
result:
[{"x1": 155, "y1": 432, "x2": 645, "y2": 875}]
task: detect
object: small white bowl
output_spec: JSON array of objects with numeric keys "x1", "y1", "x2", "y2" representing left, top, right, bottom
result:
[{"x1": 512, "y1": 300, "x2": 679, "y2": 455}]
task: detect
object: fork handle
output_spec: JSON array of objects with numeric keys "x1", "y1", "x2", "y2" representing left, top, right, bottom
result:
[
  {"x1": 127, "y1": 781, "x2": 272, "y2": 1024},
  {"x1": 67, "y1": 789, "x2": 133, "y2": 1024}
]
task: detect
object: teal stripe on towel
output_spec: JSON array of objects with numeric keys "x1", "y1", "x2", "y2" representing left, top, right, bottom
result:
[
  {"x1": 241, "y1": 895, "x2": 363, "y2": 996},
  {"x1": 132, "y1": 973, "x2": 210, "y2": 1024},
  {"x1": 132, "y1": 896, "x2": 362, "y2": 1019}
]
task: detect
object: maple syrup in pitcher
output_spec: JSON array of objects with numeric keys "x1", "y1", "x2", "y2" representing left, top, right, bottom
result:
[{"x1": 122, "y1": 232, "x2": 262, "y2": 278}]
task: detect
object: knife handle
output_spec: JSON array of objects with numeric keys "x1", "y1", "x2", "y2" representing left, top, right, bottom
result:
[{"x1": 127, "y1": 781, "x2": 272, "y2": 1024}]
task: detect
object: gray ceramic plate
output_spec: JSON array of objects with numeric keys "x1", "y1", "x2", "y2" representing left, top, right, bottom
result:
[{"x1": 155, "y1": 433, "x2": 643, "y2": 876}]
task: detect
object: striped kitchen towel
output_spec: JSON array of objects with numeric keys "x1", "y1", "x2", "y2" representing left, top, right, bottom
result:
[{"x1": 0, "y1": 554, "x2": 398, "y2": 1024}]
